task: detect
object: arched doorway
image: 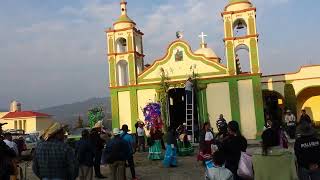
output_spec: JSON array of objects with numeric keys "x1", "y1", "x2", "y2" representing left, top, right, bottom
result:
[
  {"x1": 297, "y1": 86, "x2": 320, "y2": 126},
  {"x1": 235, "y1": 44, "x2": 251, "y2": 73},
  {"x1": 116, "y1": 60, "x2": 129, "y2": 86},
  {"x1": 263, "y1": 90, "x2": 285, "y2": 124}
]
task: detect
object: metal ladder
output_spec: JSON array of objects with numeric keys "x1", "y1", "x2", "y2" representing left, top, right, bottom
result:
[{"x1": 185, "y1": 89, "x2": 194, "y2": 143}]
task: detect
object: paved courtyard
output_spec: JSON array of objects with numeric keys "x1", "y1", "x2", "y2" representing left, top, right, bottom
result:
[
  {"x1": 23, "y1": 151, "x2": 205, "y2": 180},
  {"x1": 23, "y1": 145, "x2": 268, "y2": 180}
]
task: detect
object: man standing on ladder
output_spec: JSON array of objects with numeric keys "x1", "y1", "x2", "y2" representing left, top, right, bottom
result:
[
  {"x1": 185, "y1": 77, "x2": 193, "y2": 104},
  {"x1": 185, "y1": 77, "x2": 193, "y2": 142}
]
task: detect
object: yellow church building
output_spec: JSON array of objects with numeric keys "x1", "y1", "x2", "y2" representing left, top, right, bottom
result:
[
  {"x1": 0, "y1": 101, "x2": 53, "y2": 134},
  {"x1": 106, "y1": 0, "x2": 320, "y2": 139}
]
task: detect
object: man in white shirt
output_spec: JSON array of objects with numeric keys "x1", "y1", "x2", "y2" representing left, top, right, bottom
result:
[
  {"x1": 284, "y1": 110, "x2": 296, "y2": 139},
  {"x1": 136, "y1": 123, "x2": 146, "y2": 152},
  {"x1": 3, "y1": 132, "x2": 19, "y2": 156},
  {"x1": 185, "y1": 78, "x2": 193, "y2": 104}
]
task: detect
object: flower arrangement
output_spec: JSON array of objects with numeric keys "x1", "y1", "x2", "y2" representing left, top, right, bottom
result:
[{"x1": 143, "y1": 102, "x2": 163, "y2": 130}]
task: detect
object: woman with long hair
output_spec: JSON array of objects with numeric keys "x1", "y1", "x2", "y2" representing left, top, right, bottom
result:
[
  {"x1": 163, "y1": 126, "x2": 178, "y2": 167},
  {"x1": 221, "y1": 121, "x2": 247, "y2": 180},
  {"x1": 197, "y1": 122, "x2": 215, "y2": 162},
  {"x1": 252, "y1": 128, "x2": 298, "y2": 180},
  {"x1": 148, "y1": 127, "x2": 163, "y2": 160}
]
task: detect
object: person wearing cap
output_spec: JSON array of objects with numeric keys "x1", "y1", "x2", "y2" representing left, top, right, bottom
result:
[
  {"x1": 221, "y1": 121, "x2": 247, "y2": 180},
  {"x1": 75, "y1": 129, "x2": 95, "y2": 180},
  {"x1": 294, "y1": 121, "x2": 320, "y2": 180},
  {"x1": 120, "y1": 124, "x2": 138, "y2": 180},
  {"x1": 0, "y1": 123, "x2": 18, "y2": 180},
  {"x1": 284, "y1": 109, "x2": 297, "y2": 139},
  {"x1": 32, "y1": 122, "x2": 78, "y2": 180},
  {"x1": 105, "y1": 128, "x2": 130, "y2": 180},
  {"x1": 90, "y1": 121, "x2": 107, "y2": 178}
]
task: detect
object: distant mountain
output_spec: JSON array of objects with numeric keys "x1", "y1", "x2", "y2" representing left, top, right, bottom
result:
[{"x1": 39, "y1": 97, "x2": 111, "y2": 129}]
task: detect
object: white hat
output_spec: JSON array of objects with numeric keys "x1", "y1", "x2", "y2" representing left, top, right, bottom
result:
[
  {"x1": 94, "y1": 121, "x2": 104, "y2": 129},
  {"x1": 112, "y1": 128, "x2": 122, "y2": 136}
]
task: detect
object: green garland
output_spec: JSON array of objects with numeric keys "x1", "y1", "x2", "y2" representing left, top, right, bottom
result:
[
  {"x1": 158, "y1": 68, "x2": 170, "y2": 130},
  {"x1": 88, "y1": 106, "x2": 105, "y2": 128}
]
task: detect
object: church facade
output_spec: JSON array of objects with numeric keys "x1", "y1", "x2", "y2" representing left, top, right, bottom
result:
[{"x1": 106, "y1": 0, "x2": 320, "y2": 139}]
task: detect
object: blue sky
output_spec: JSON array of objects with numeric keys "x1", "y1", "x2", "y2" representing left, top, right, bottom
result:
[{"x1": 0, "y1": 0, "x2": 319, "y2": 109}]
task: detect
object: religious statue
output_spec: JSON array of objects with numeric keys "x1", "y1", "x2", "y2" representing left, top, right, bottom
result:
[{"x1": 175, "y1": 49, "x2": 183, "y2": 61}]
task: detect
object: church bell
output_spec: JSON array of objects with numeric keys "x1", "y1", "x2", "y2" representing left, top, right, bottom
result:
[{"x1": 236, "y1": 21, "x2": 245, "y2": 30}]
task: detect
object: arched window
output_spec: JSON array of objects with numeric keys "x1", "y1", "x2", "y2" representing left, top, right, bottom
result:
[
  {"x1": 233, "y1": 19, "x2": 247, "y2": 37},
  {"x1": 116, "y1": 60, "x2": 129, "y2": 86},
  {"x1": 235, "y1": 44, "x2": 250, "y2": 74},
  {"x1": 116, "y1": 38, "x2": 127, "y2": 53},
  {"x1": 136, "y1": 60, "x2": 143, "y2": 75},
  {"x1": 135, "y1": 36, "x2": 142, "y2": 54}
]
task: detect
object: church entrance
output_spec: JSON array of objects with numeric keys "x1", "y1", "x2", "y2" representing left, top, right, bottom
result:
[
  {"x1": 168, "y1": 88, "x2": 199, "y2": 142},
  {"x1": 263, "y1": 90, "x2": 285, "y2": 124},
  {"x1": 168, "y1": 88, "x2": 186, "y2": 131}
]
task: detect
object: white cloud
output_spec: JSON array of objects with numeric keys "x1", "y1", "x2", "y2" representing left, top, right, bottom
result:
[{"x1": 0, "y1": 0, "x2": 311, "y2": 109}]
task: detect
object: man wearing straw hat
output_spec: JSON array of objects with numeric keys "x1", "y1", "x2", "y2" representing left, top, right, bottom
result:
[
  {"x1": 90, "y1": 120, "x2": 107, "y2": 178},
  {"x1": 294, "y1": 122, "x2": 320, "y2": 180},
  {"x1": 32, "y1": 122, "x2": 78, "y2": 180}
]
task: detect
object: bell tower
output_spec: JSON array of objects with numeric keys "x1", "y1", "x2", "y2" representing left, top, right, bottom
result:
[
  {"x1": 106, "y1": 0, "x2": 144, "y2": 87},
  {"x1": 222, "y1": 0, "x2": 260, "y2": 75}
]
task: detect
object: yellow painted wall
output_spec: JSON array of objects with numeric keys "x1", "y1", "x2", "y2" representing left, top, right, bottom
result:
[
  {"x1": 0, "y1": 119, "x2": 14, "y2": 130},
  {"x1": 297, "y1": 86, "x2": 320, "y2": 123},
  {"x1": 139, "y1": 42, "x2": 227, "y2": 84},
  {"x1": 36, "y1": 117, "x2": 53, "y2": 132},
  {"x1": 262, "y1": 66, "x2": 320, "y2": 97},
  {"x1": 206, "y1": 82, "x2": 232, "y2": 132},
  {"x1": 299, "y1": 96, "x2": 320, "y2": 122},
  {"x1": 291, "y1": 79, "x2": 320, "y2": 96},
  {"x1": 25, "y1": 118, "x2": 37, "y2": 133},
  {"x1": 118, "y1": 91, "x2": 132, "y2": 130},
  {"x1": 144, "y1": 48, "x2": 221, "y2": 80},
  {"x1": 137, "y1": 89, "x2": 157, "y2": 121},
  {"x1": 0, "y1": 117, "x2": 53, "y2": 133},
  {"x1": 238, "y1": 79, "x2": 257, "y2": 139}
]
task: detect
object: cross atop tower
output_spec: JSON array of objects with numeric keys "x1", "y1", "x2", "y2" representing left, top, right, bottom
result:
[
  {"x1": 198, "y1": 32, "x2": 207, "y2": 48},
  {"x1": 120, "y1": 0, "x2": 127, "y2": 15}
]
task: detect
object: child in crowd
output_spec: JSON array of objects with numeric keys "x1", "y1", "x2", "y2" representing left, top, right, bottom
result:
[
  {"x1": 137, "y1": 122, "x2": 146, "y2": 152},
  {"x1": 206, "y1": 150, "x2": 233, "y2": 180}
]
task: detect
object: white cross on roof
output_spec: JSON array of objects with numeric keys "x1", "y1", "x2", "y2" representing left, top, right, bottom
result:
[{"x1": 199, "y1": 32, "x2": 207, "y2": 44}]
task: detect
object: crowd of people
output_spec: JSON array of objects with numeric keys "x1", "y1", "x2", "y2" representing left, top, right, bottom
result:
[
  {"x1": 197, "y1": 111, "x2": 320, "y2": 180},
  {"x1": 1, "y1": 108, "x2": 319, "y2": 180}
]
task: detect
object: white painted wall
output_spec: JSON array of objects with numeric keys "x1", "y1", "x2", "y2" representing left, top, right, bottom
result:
[
  {"x1": 118, "y1": 91, "x2": 132, "y2": 130},
  {"x1": 206, "y1": 82, "x2": 232, "y2": 132},
  {"x1": 238, "y1": 79, "x2": 257, "y2": 139}
]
